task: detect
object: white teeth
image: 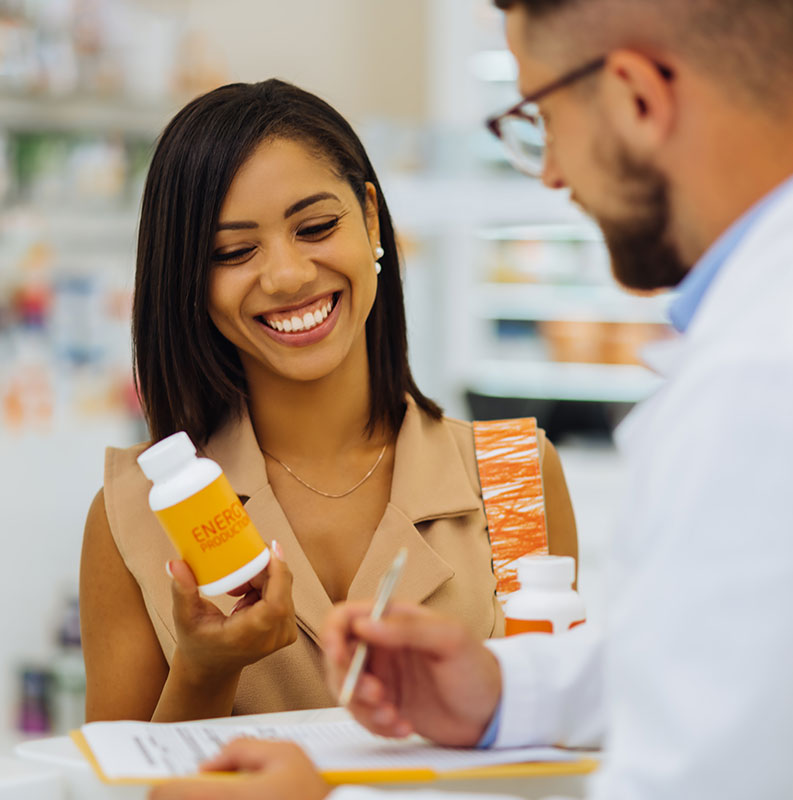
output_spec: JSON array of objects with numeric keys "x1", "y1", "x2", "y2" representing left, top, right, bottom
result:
[{"x1": 262, "y1": 295, "x2": 335, "y2": 333}]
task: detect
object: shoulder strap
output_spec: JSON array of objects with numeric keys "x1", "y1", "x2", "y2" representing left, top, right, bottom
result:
[{"x1": 472, "y1": 418, "x2": 549, "y2": 601}]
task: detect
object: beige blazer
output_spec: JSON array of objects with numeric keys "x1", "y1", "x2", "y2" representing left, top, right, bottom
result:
[{"x1": 103, "y1": 398, "x2": 548, "y2": 714}]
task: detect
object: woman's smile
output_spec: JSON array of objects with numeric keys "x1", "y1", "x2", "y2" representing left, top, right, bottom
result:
[{"x1": 255, "y1": 290, "x2": 342, "y2": 346}]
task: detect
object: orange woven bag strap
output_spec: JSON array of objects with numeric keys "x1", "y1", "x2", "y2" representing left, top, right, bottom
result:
[{"x1": 472, "y1": 417, "x2": 549, "y2": 601}]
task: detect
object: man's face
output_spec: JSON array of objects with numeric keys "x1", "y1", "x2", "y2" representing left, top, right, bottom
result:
[{"x1": 504, "y1": 7, "x2": 689, "y2": 291}]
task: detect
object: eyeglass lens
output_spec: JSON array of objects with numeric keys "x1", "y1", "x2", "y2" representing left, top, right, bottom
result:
[{"x1": 498, "y1": 106, "x2": 546, "y2": 177}]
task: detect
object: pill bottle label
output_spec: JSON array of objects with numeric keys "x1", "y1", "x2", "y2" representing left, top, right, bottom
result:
[
  {"x1": 155, "y1": 473, "x2": 266, "y2": 586},
  {"x1": 505, "y1": 618, "x2": 554, "y2": 635},
  {"x1": 505, "y1": 617, "x2": 587, "y2": 636}
]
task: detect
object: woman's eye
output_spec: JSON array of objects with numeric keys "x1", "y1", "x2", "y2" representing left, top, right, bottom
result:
[
  {"x1": 213, "y1": 246, "x2": 256, "y2": 264},
  {"x1": 298, "y1": 218, "x2": 339, "y2": 239}
]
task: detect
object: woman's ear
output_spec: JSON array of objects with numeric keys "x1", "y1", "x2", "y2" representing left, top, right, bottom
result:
[{"x1": 364, "y1": 182, "x2": 380, "y2": 248}]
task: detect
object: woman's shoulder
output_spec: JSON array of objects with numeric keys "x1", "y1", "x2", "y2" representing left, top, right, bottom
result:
[
  {"x1": 102, "y1": 440, "x2": 155, "y2": 538},
  {"x1": 105, "y1": 440, "x2": 151, "y2": 488}
]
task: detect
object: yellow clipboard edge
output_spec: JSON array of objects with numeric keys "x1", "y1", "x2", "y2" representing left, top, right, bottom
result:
[
  {"x1": 71, "y1": 729, "x2": 122, "y2": 784},
  {"x1": 322, "y1": 768, "x2": 437, "y2": 785},
  {"x1": 441, "y1": 757, "x2": 600, "y2": 780},
  {"x1": 322, "y1": 757, "x2": 599, "y2": 785},
  {"x1": 71, "y1": 728, "x2": 598, "y2": 788},
  {"x1": 70, "y1": 730, "x2": 242, "y2": 787}
]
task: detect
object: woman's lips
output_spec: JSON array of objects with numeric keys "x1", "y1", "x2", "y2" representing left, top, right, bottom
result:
[{"x1": 255, "y1": 292, "x2": 342, "y2": 346}]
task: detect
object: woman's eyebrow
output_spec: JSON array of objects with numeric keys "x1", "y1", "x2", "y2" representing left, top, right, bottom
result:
[
  {"x1": 284, "y1": 192, "x2": 340, "y2": 218},
  {"x1": 216, "y1": 192, "x2": 341, "y2": 231},
  {"x1": 216, "y1": 220, "x2": 259, "y2": 231}
]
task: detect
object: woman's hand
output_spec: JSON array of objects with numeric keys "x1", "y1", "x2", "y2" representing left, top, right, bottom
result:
[
  {"x1": 148, "y1": 739, "x2": 330, "y2": 800},
  {"x1": 322, "y1": 602, "x2": 502, "y2": 746},
  {"x1": 168, "y1": 544, "x2": 298, "y2": 684}
]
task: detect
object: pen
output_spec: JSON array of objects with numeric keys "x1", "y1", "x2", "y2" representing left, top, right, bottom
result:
[{"x1": 338, "y1": 546, "x2": 408, "y2": 707}]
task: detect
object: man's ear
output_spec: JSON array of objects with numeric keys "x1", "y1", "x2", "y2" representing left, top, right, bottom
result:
[
  {"x1": 364, "y1": 182, "x2": 380, "y2": 248},
  {"x1": 600, "y1": 49, "x2": 675, "y2": 159}
]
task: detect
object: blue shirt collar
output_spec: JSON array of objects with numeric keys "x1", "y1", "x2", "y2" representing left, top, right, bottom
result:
[{"x1": 668, "y1": 174, "x2": 793, "y2": 333}]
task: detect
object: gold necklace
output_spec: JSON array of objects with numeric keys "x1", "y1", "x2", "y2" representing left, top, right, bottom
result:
[{"x1": 261, "y1": 443, "x2": 388, "y2": 499}]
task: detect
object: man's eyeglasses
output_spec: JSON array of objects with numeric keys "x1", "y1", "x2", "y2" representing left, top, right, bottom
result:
[{"x1": 486, "y1": 56, "x2": 606, "y2": 178}]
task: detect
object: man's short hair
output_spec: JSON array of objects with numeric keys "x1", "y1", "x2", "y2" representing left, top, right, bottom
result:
[{"x1": 494, "y1": 0, "x2": 793, "y2": 108}]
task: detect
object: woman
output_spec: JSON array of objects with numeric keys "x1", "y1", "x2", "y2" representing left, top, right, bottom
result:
[{"x1": 80, "y1": 79, "x2": 577, "y2": 723}]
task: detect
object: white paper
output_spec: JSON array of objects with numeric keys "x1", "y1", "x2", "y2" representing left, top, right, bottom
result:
[{"x1": 80, "y1": 718, "x2": 580, "y2": 781}]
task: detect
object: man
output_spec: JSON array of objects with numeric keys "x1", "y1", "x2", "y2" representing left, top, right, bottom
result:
[{"x1": 151, "y1": 1, "x2": 793, "y2": 798}]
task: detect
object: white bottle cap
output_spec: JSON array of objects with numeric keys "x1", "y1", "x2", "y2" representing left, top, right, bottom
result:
[
  {"x1": 515, "y1": 555, "x2": 576, "y2": 590},
  {"x1": 137, "y1": 431, "x2": 197, "y2": 483}
]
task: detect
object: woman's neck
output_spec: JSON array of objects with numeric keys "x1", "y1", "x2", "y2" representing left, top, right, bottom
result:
[{"x1": 243, "y1": 341, "x2": 387, "y2": 464}]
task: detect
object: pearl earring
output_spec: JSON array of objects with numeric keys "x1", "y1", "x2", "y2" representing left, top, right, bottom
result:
[{"x1": 375, "y1": 244, "x2": 384, "y2": 275}]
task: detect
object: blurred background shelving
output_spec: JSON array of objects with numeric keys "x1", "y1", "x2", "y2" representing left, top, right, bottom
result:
[{"x1": 1, "y1": 0, "x2": 670, "y2": 745}]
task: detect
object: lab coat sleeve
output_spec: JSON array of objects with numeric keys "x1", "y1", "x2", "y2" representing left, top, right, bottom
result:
[{"x1": 485, "y1": 625, "x2": 605, "y2": 749}]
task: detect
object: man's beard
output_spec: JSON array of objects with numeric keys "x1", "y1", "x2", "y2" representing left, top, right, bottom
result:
[{"x1": 588, "y1": 141, "x2": 689, "y2": 292}]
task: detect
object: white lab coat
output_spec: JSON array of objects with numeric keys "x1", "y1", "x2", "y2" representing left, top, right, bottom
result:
[{"x1": 331, "y1": 187, "x2": 793, "y2": 800}]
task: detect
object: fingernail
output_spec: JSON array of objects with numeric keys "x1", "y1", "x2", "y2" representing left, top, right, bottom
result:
[
  {"x1": 165, "y1": 561, "x2": 173, "y2": 579},
  {"x1": 395, "y1": 721, "x2": 413, "y2": 738},
  {"x1": 271, "y1": 539, "x2": 284, "y2": 560}
]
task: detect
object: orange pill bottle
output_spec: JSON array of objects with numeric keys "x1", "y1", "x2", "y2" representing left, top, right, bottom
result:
[{"x1": 137, "y1": 432, "x2": 270, "y2": 596}]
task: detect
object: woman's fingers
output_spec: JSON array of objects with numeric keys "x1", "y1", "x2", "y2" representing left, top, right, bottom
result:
[
  {"x1": 168, "y1": 560, "x2": 218, "y2": 626},
  {"x1": 246, "y1": 555, "x2": 294, "y2": 627},
  {"x1": 262, "y1": 552, "x2": 293, "y2": 605},
  {"x1": 230, "y1": 591, "x2": 258, "y2": 615},
  {"x1": 234, "y1": 541, "x2": 281, "y2": 596},
  {"x1": 169, "y1": 559, "x2": 198, "y2": 590},
  {"x1": 201, "y1": 739, "x2": 299, "y2": 772}
]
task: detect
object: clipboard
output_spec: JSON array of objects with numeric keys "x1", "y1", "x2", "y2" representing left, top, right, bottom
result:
[{"x1": 70, "y1": 727, "x2": 598, "y2": 787}]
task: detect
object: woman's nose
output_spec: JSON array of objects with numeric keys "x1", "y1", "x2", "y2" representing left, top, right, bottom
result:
[{"x1": 257, "y1": 241, "x2": 318, "y2": 296}]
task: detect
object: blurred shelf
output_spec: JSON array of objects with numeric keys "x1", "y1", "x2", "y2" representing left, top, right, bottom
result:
[
  {"x1": 0, "y1": 209, "x2": 138, "y2": 268},
  {"x1": 466, "y1": 359, "x2": 663, "y2": 403},
  {"x1": 476, "y1": 222, "x2": 603, "y2": 242},
  {"x1": 382, "y1": 174, "x2": 587, "y2": 231},
  {"x1": 475, "y1": 283, "x2": 672, "y2": 323},
  {"x1": 0, "y1": 92, "x2": 179, "y2": 136},
  {"x1": 31, "y1": 209, "x2": 137, "y2": 239}
]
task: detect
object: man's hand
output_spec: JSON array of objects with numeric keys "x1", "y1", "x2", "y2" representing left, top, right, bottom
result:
[
  {"x1": 322, "y1": 602, "x2": 502, "y2": 746},
  {"x1": 148, "y1": 740, "x2": 330, "y2": 800}
]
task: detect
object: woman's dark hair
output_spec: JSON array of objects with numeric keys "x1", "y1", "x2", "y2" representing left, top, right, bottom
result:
[{"x1": 133, "y1": 79, "x2": 441, "y2": 445}]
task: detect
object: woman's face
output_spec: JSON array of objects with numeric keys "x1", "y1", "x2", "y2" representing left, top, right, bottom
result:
[{"x1": 208, "y1": 138, "x2": 381, "y2": 384}]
